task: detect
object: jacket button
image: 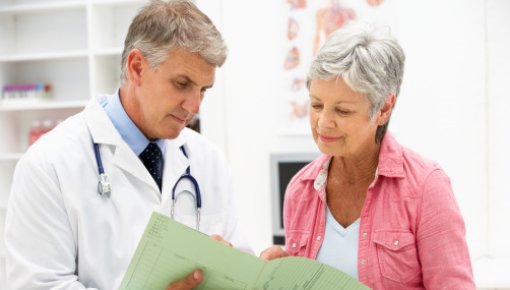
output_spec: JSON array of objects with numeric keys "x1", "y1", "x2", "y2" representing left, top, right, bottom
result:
[
  {"x1": 291, "y1": 242, "x2": 297, "y2": 248},
  {"x1": 393, "y1": 239, "x2": 399, "y2": 246},
  {"x1": 316, "y1": 235, "x2": 322, "y2": 241}
]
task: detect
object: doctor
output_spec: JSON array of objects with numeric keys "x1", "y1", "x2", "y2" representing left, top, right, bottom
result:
[{"x1": 4, "y1": 1, "x2": 250, "y2": 289}]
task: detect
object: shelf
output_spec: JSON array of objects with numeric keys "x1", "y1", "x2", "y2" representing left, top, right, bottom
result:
[
  {"x1": 89, "y1": 3, "x2": 141, "y2": 51},
  {"x1": 0, "y1": 99, "x2": 88, "y2": 111},
  {"x1": 0, "y1": 50, "x2": 88, "y2": 62},
  {"x1": 92, "y1": 47, "x2": 123, "y2": 56},
  {"x1": 0, "y1": 1, "x2": 150, "y2": 287},
  {"x1": 0, "y1": 1, "x2": 86, "y2": 14},
  {"x1": 90, "y1": 0, "x2": 145, "y2": 6},
  {"x1": 0, "y1": 7, "x2": 87, "y2": 56},
  {"x1": 1, "y1": 58, "x2": 91, "y2": 101},
  {"x1": 0, "y1": 153, "x2": 22, "y2": 161}
]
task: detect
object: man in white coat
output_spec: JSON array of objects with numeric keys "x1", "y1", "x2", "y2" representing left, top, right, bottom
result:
[{"x1": 4, "y1": 1, "x2": 250, "y2": 289}]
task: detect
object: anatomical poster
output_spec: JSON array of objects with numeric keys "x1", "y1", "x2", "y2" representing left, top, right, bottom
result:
[{"x1": 281, "y1": 0, "x2": 397, "y2": 135}]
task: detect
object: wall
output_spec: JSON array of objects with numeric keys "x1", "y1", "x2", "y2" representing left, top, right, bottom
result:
[
  {"x1": 389, "y1": 0, "x2": 488, "y2": 259},
  {"x1": 487, "y1": 0, "x2": 510, "y2": 258},
  {"x1": 219, "y1": 0, "x2": 318, "y2": 253}
]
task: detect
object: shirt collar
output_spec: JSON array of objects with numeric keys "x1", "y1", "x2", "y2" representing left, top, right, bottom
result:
[
  {"x1": 376, "y1": 132, "x2": 405, "y2": 178},
  {"x1": 307, "y1": 131, "x2": 405, "y2": 191},
  {"x1": 299, "y1": 154, "x2": 329, "y2": 183},
  {"x1": 102, "y1": 90, "x2": 166, "y2": 156}
]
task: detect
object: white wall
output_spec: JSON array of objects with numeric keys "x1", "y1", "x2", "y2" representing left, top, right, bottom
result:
[
  {"x1": 487, "y1": 0, "x2": 510, "y2": 258},
  {"x1": 390, "y1": 0, "x2": 488, "y2": 259},
  {"x1": 220, "y1": 0, "x2": 319, "y2": 253}
]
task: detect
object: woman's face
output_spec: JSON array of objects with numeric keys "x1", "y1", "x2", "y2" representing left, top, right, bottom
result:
[{"x1": 309, "y1": 77, "x2": 388, "y2": 158}]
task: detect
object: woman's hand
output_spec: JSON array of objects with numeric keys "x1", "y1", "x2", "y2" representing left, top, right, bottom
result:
[{"x1": 259, "y1": 245, "x2": 289, "y2": 261}]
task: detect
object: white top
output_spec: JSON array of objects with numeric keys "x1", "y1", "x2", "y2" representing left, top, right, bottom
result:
[
  {"x1": 5, "y1": 94, "x2": 251, "y2": 290},
  {"x1": 316, "y1": 206, "x2": 360, "y2": 279}
]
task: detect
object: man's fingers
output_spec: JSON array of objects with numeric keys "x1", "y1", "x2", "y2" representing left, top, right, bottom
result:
[
  {"x1": 211, "y1": 234, "x2": 233, "y2": 247},
  {"x1": 166, "y1": 269, "x2": 203, "y2": 290}
]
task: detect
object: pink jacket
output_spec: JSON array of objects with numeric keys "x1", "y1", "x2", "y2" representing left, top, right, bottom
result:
[{"x1": 283, "y1": 132, "x2": 475, "y2": 289}]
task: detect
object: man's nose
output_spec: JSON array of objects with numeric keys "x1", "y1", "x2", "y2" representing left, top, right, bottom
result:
[{"x1": 182, "y1": 91, "x2": 202, "y2": 114}]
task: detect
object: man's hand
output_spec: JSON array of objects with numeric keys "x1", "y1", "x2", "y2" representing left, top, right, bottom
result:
[
  {"x1": 259, "y1": 245, "x2": 289, "y2": 261},
  {"x1": 210, "y1": 234, "x2": 233, "y2": 247},
  {"x1": 165, "y1": 234, "x2": 232, "y2": 290},
  {"x1": 166, "y1": 269, "x2": 203, "y2": 290}
]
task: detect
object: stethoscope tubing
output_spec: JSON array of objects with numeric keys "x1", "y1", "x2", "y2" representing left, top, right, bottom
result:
[
  {"x1": 171, "y1": 146, "x2": 202, "y2": 230},
  {"x1": 93, "y1": 142, "x2": 202, "y2": 230},
  {"x1": 93, "y1": 143, "x2": 105, "y2": 175}
]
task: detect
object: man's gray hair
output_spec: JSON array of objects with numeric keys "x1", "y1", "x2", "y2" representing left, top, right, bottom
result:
[
  {"x1": 308, "y1": 22, "x2": 405, "y2": 143},
  {"x1": 120, "y1": 0, "x2": 227, "y2": 83}
]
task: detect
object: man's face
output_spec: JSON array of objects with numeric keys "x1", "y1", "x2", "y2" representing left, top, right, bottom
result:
[{"x1": 125, "y1": 47, "x2": 216, "y2": 140}]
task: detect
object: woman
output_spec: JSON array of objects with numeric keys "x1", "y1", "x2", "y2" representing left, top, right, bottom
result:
[{"x1": 261, "y1": 23, "x2": 475, "y2": 289}]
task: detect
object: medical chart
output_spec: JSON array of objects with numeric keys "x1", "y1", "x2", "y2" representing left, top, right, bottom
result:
[{"x1": 118, "y1": 212, "x2": 370, "y2": 290}]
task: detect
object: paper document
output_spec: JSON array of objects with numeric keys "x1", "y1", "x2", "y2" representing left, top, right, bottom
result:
[{"x1": 118, "y1": 212, "x2": 370, "y2": 290}]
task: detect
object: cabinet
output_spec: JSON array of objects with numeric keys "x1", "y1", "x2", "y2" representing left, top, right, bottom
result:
[{"x1": 0, "y1": 0, "x2": 147, "y2": 287}]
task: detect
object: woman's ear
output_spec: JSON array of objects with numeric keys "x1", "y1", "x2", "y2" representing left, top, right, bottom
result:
[
  {"x1": 377, "y1": 94, "x2": 396, "y2": 126},
  {"x1": 126, "y1": 49, "x2": 145, "y2": 86}
]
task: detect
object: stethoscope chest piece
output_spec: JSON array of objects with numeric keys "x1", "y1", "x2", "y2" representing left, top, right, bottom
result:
[
  {"x1": 97, "y1": 173, "x2": 111, "y2": 198},
  {"x1": 94, "y1": 143, "x2": 111, "y2": 198}
]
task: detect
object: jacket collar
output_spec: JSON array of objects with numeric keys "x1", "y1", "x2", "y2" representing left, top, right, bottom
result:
[
  {"x1": 84, "y1": 95, "x2": 121, "y2": 146},
  {"x1": 83, "y1": 96, "x2": 190, "y2": 196},
  {"x1": 376, "y1": 132, "x2": 405, "y2": 178},
  {"x1": 301, "y1": 131, "x2": 405, "y2": 189}
]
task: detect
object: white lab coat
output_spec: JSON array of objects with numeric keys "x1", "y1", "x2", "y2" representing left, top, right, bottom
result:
[{"x1": 4, "y1": 95, "x2": 251, "y2": 290}]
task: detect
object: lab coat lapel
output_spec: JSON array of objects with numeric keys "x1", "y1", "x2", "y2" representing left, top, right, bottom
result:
[
  {"x1": 113, "y1": 145, "x2": 160, "y2": 192},
  {"x1": 83, "y1": 96, "x2": 160, "y2": 193}
]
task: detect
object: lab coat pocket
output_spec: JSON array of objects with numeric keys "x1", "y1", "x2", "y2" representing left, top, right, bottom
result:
[
  {"x1": 198, "y1": 212, "x2": 228, "y2": 236},
  {"x1": 286, "y1": 231, "x2": 310, "y2": 257},
  {"x1": 373, "y1": 229, "x2": 421, "y2": 284}
]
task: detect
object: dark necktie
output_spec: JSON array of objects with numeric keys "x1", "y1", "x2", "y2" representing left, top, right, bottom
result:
[{"x1": 139, "y1": 143, "x2": 164, "y2": 191}]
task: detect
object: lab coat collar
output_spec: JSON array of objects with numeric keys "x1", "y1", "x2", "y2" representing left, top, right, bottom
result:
[
  {"x1": 84, "y1": 96, "x2": 154, "y2": 192},
  {"x1": 84, "y1": 95, "x2": 190, "y2": 200},
  {"x1": 84, "y1": 95, "x2": 120, "y2": 146}
]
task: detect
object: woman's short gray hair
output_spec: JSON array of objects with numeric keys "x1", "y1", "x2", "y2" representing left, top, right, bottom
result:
[
  {"x1": 308, "y1": 22, "x2": 405, "y2": 143},
  {"x1": 120, "y1": 0, "x2": 227, "y2": 83}
]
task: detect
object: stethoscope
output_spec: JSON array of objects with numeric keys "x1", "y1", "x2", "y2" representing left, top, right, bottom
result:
[{"x1": 93, "y1": 142, "x2": 202, "y2": 230}]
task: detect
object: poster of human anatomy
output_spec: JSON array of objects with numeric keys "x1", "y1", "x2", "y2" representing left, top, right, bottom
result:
[{"x1": 281, "y1": 0, "x2": 398, "y2": 135}]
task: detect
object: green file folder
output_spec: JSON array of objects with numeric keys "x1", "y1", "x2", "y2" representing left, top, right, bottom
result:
[{"x1": 119, "y1": 212, "x2": 370, "y2": 290}]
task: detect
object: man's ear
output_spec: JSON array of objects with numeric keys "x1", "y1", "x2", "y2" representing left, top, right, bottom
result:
[
  {"x1": 127, "y1": 49, "x2": 145, "y2": 86},
  {"x1": 376, "y1": 94, "x2": 396, "y2": 126}
]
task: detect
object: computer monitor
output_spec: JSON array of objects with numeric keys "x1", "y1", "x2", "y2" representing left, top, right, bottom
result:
[{"x1": 270, "y1": 152, "x2": 320, "y2": 245}]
